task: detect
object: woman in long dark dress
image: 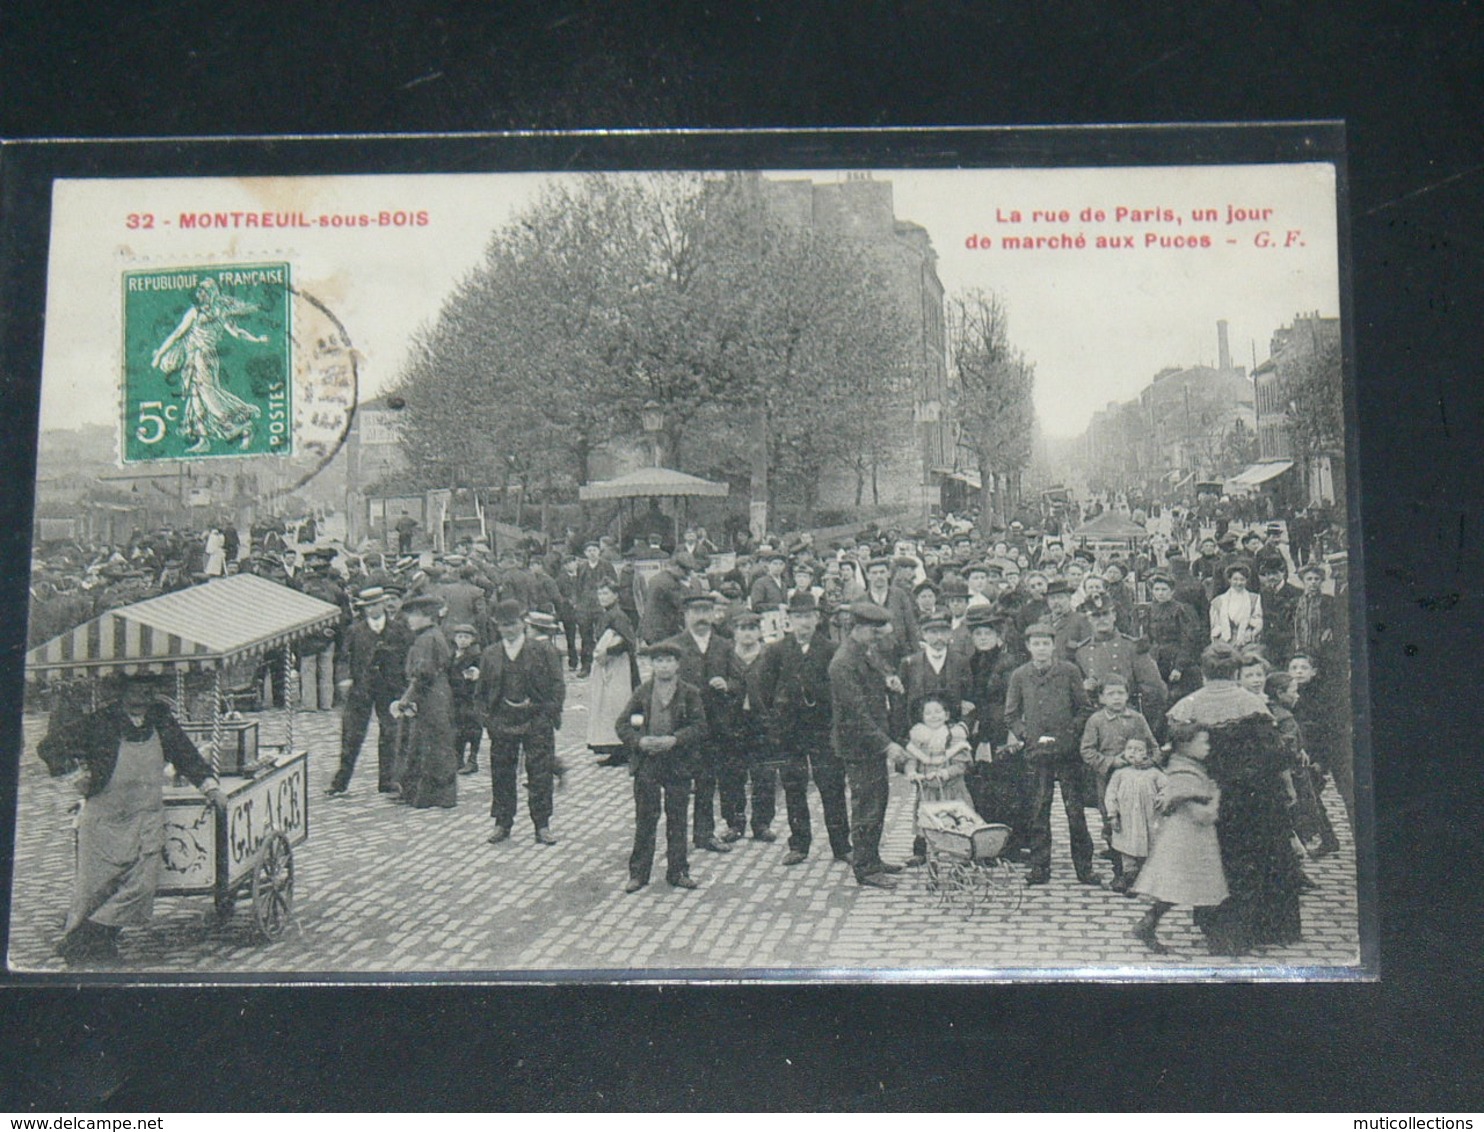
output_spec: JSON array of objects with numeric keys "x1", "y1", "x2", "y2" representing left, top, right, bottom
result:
[
  {"x1": 393, "y1": 595, "x2": 457, "y2": 809},
  {"x1": 1166, "y1": 641, "x2": 1302, "y2": 955},
  {"x1": 963, "y1": 608, "x2": 1026, "y2": 845},
  {"x1": 587, "y1": 580, "x2": 640, "y2": 766}
]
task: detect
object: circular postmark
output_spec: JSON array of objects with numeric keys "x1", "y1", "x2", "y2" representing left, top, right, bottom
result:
[{"x1": 115, "y1": 256, "x2": 361, "y2": 505}]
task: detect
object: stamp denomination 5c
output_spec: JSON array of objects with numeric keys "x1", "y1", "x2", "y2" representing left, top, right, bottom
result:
[{"x1": 123, "y1": 263, "x2": 293, "y2": 461}]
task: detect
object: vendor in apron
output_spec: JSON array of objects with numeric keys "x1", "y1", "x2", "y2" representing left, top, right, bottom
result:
[{"x1": 37, "y1": 673, "x2": 227, "y2": 964}]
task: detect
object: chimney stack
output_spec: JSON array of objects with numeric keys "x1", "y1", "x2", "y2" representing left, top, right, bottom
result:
[{"x1": 1217, "y1": 320, "x2": 1232, "y2": 371}]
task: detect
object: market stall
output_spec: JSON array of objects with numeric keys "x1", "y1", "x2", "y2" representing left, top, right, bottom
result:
[{"x1": 27, "y1": 574, "x2": 342, "y2": 941}]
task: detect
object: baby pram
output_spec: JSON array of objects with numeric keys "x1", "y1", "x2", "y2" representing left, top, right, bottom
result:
[{"x1": 918, "y1": 800, "x2": 1022, "y2": 916}]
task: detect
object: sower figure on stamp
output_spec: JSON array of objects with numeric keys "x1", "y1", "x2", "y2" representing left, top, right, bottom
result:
[
  {"x1": 327, "y1": 585, "x2": 413, "y2": 797},
  {"x1": 828, "y1": 601, "x2": 910, "y2": 889},
  {"x1": 479, "y1": 599, "x2": 565, "y2": 845},
  {"x1": 616, "y1": 641, "x2": 709, "y2": 892},
  {"x1": 755, "y1": 591, "x2": 850, "y2": 867}
]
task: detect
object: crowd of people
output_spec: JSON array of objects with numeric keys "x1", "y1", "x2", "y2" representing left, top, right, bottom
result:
[{"x1": 33, "y1": 494, "x2": 1353, "y2": 963}]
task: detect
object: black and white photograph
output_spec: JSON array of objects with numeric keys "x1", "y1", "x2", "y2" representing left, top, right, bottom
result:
[{"x1": 7, "y1": 142, "x2": 1370, "y2": 980}]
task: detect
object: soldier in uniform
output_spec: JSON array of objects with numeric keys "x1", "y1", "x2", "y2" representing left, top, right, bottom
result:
[
  {"x1": 828, "y1": 601, "x2": 910, "y2": 888},
  {"x1": 755, "y1": 592, "x2": 849, "y2": 866},
  {"x1": 1073, "y1": 592, "x2": 1168, "y2": 736},
  {"x1": 327, "y1": 586, "x2": 412, "y2": 797}
]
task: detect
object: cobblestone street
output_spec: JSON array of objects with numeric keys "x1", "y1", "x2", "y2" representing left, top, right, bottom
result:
[{"x1": 7, "y1": 670, "x2": 1363, "y2": 978}]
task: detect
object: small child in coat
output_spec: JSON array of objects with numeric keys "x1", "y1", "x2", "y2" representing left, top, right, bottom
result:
[
  {"x1": 1105, "y1": 737, "x2": 1166, "y2": 894},
  {"x1": 1131, "y1": 721, "x2": 1229, "y2": 954},
  {"x1": 905, "y1": 696, "x2": 976, "y2": 866}
]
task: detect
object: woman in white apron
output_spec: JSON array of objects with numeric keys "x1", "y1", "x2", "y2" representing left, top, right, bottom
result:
[
  {"x1": 37, "y1": 676, "x2": 226, "y2": 964},
  {"x1": 587, "y1": 580, "x2": 640, "y2": 767}
]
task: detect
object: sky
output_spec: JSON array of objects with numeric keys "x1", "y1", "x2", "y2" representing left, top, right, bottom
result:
[{"x1": 40, "y1": 163, "x2": 1340, "y2": 442}]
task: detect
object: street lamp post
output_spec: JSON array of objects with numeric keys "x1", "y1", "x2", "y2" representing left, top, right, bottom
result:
[{"x1": 641, "y1": 400, "x2": 665, "y2": 468}]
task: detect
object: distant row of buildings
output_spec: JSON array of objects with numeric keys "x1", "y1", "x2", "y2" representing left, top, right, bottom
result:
[{"x1": 1072, "y1": 314, "x2": 1343, "y2": 510}]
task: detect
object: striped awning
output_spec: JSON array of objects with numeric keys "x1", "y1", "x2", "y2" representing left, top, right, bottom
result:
[{"x1": 27, "y1": 574, "x2": 341, "y2": 679}]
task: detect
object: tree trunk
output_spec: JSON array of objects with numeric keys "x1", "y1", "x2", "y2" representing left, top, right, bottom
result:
[{"x1": 871, "y1": 459, "x2": 880, "y2": 506}]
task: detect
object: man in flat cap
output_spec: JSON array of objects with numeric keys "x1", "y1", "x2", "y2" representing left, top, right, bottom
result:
[
  {"x1": 711, "y1": 609, "x2": 776, "y2": 842},
  {"x1": 640, "y1": 552, "x2": 692, "y2": 645},
  {"x1": 860, "y1": 556, "x2": 918, "y2": 668},
  {"x1": 663, "y1": 593, "x2": 735, "y2": 854},
  {"x1": 328, "y1": 585, "x2": 413, "y2": 797},
  {"x1": 748, "y1": 550, "x2": 788, "y2": 614},
  {"x1": 828, "y1": 601, "x2": 910, "y2": 887},
  {"x1": 575, "y1": 540, "x2": 619, "y2": 678},
  {"x1": 755, "y1": 591, "x2": 850, "y2": 866}
]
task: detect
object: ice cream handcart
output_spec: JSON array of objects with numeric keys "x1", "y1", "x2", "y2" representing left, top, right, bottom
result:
[{"x1": 27, "y1": 574, "x2": 343, "y2": 942}]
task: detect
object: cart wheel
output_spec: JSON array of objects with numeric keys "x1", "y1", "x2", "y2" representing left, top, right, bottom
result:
[{"x1": 250, "y1": 832, "x2": 294, "y2": 942}]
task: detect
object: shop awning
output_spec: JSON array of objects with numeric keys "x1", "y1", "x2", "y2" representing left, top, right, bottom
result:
[
  {"x1": 1228, "y1": 460, "x2": 1296, "y2": 488},
  {"x1": 932, "y1": 466, "x2": 983, "y2": 491},
  {"x1": 578, "y1": 467, "x2": 730, "y2": 501},
  {"x1": 27, "y1": 574, "x2": 342, "y2": 678}
]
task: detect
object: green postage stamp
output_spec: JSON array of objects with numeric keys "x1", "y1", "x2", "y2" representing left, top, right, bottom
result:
[{"x1": 122, "y1": 263, "x2": 293, "y2": 461}]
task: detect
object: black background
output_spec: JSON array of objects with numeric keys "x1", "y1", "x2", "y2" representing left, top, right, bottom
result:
[{"x1": 0, "y1": 1, "x2": 1479, "y2": 1112}]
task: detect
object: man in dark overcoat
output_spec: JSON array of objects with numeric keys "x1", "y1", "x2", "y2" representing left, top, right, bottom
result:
[{"x1": 328, "y1": 585, "x2": 413, "y2": 796}]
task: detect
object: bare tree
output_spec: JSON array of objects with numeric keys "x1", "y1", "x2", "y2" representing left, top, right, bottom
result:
[{"x1": 950, "y1": 290, "x2": 1036, "y2": 528}]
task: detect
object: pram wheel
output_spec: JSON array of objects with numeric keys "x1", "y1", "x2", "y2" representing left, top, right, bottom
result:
[{"x1": 976, "y1": 855, "x2": 1023, "y2": 913}]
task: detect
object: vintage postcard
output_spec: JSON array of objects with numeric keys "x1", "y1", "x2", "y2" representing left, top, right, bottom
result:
[{"x1": 2, "y1": 129, "x2": 1371, "y2": 981}]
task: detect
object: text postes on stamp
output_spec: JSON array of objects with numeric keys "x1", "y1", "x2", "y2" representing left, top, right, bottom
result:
[{"x1": 122, "y1": 263, "x2": 293, "y2": 462}]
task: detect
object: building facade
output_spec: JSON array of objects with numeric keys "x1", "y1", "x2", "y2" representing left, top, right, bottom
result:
[
  {"x1": 1253, "y1": 312, "x2": 1344, "y2": 506},
  {"x1": 754, "y1": 173, "x2": 951, "y2": 517}
]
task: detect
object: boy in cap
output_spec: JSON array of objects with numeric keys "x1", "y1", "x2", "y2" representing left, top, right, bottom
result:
[
  {"x1": 616, "y1": 641, "x2": 709, "y2": 891},
  {"x1": 448, "y1": 624, "x2": 484, "y2": 776},
  {"x1": 1005, "y1": 621, "x2": 1098, "y2": 885}
]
